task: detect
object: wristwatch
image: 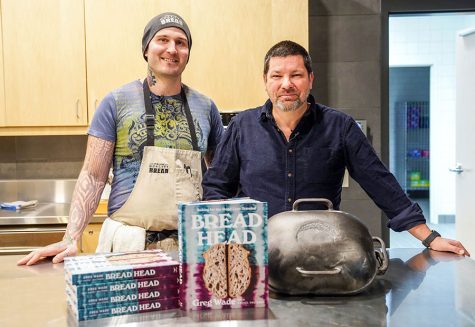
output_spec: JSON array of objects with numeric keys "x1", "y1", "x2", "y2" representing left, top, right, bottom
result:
[{"x1": 422, "y1": 230, "x2": 441, "y2": 248}]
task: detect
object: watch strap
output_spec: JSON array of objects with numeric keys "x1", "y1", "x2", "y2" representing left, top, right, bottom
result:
[{"x1": 422, "y1": 230, "x2": 441, "y2": 248}]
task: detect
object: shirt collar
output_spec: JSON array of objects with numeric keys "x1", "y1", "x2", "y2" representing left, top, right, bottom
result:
[{"x1": 259, "y1": 94, "x2": 319, "y2": 123}]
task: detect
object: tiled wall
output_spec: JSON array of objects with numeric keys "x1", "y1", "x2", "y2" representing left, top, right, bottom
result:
[
  {"x1": 0, "y1": 136, "x2": 87, "y2": 179},
  {"x1": 389, "y1": 14, "x2": 475, "y2": 222},
  {"x1": 309, "y1": 0, "x2": 387, "y2": 240}
]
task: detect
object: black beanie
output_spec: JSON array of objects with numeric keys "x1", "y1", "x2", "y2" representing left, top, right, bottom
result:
[{"x1": 142, "y1": 12, "x2": 192, "y2": 61}]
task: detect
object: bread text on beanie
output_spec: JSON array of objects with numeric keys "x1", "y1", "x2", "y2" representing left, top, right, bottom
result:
[{"x1": 142, "y1": 12, "x2": 192, "y2": 61}]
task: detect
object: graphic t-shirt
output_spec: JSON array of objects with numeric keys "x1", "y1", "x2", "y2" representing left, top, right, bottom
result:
[{"x1": 88, "y1": 80, "x2": 223, "y2": 216}]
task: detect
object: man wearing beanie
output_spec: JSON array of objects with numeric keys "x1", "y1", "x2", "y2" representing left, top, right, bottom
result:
[{"x1": 19, "y1": 12, "x2": 224, "y2": 266}]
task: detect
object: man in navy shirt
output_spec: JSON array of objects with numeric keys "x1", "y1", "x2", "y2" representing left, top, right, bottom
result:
[{"x1": 203, "y1": 40, "x2": 469, "y2": 256}]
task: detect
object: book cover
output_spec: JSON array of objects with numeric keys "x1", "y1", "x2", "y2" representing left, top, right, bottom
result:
[
  {"x1": 67, "y1": 278, "x2": 179, "y2": 308},
  {"x1": 67, "y1": 297, "x2": 179, "y2": 321},
  {"x1": 178, "y1": 198, "x2": 268, "y2": 310},
  {"x1": 64, "y1": 250, "x2": 179, "y2": 286}
]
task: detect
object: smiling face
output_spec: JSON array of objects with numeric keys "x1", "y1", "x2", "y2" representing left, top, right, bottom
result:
[
  {"x1": 264, "y1": 55, "x2": 314, "y2": 113},
  {"x1": 144, "y1": 27, "x2": 189, "y2": 79}
]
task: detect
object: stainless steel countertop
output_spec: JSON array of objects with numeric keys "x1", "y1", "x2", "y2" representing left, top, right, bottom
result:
[
  {"x1": 0, "y1": 248, "x2": 474, "y2": 327},
  {"x1": 0, "y1": 179, "x2": 105, "y2": 225},
  {"x1": 0, "y1": 203, "x2": 106, "y2": 225}
]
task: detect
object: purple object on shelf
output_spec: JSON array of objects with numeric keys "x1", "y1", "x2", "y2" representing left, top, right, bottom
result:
[{"x1": 407, "y1": 106, "x2": 421, "y2": 129}]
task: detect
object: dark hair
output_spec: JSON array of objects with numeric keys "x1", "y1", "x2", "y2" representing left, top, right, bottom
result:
[{"x1": 263, "y1": 40, "x2": 312, "y2": 75}]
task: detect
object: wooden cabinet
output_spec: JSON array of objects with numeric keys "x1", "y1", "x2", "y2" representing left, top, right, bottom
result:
[
  {"x1": 0, "y1": 8, "x2": 5, "y2": 127},
  {"x1": 79, "y1": 199, "x2": 107, "y2": 253},
  {"x1": 0, "y1": 0, "x2": 307, "y2": 134},
  {"x1": 187, "y1": 0, "x2": 308, "y2": 110},
  {"x1": 1, "y1": 0, "x2": 87, "y2": 128},
  {"x1": 79, "y1": 223, "x2": 102, "y2": 254}
]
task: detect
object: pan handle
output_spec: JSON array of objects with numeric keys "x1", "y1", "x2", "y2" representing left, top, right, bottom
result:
[
  {"x1": 296, "y1": 266, "x2": 342, "y2": 276},
  {"x1": 293, "y1": 198, "x2": 333, "y2": 211},
  {"x1": 373, "y1": 236, "x2": 389, "y2": 275}
]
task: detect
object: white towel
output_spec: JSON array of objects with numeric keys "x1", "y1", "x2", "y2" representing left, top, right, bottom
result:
[{"x1": 96, "y1": 218, "x2": 146, "y2": 253}]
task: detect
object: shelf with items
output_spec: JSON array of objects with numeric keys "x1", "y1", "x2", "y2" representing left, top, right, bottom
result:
[{"x1": 393, "y1": 101, "x2": 430, "y2": 195}]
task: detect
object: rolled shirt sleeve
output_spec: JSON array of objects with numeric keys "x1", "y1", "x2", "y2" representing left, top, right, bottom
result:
[{"x1": 343, "y1": 118, "x2": 426, "y2": 231}]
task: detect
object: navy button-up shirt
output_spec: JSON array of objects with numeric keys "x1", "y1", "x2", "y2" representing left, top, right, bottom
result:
[{"x1": 203, "y1": 95, "x2": 425, "y2": 232}]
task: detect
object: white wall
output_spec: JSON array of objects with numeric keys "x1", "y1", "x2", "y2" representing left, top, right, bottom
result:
[{"x1": 389, "y1": 14, "x2": 475, "y2": 223}]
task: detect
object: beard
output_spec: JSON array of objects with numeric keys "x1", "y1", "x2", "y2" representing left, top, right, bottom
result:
[
  {"x1": 276, "y1": 98, "x2": 303, "y2": 112},
  {"x1": 274, "y1": 89, "x2": 310, "y2": 112}
]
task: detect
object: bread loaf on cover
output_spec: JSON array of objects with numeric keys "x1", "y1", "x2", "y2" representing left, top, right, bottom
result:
[
  {"x1": 202, "y1": 244, "x2": 228, "y2": 298},
  {"x1": 202, "y1": 243, "x2": 251, "y2": 298},
  {"x1": 228, "y1": 244, "x2": 251, "y2": 298}
]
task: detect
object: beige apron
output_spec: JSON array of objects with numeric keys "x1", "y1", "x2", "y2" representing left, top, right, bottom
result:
[{"x1": 110, "y1": 146, "x2": 202, "y2": 231}]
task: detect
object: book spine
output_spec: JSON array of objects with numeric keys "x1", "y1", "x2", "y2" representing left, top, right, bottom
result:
[
  {"x1": 68, "y1": 284, "x2": 180, "y2": 308},
  {"x1": 178, "y1": 203, "x2": 186, "y2": 310},
  {"x1": 69, "y1": 297, "x2": 179, "y2": 321},
  {"x1": 68, "y1": 264, "x2": 179, "y2": 285},
  {"x1": 68, "y1": 275, "x2": 179, "y2": 294}
]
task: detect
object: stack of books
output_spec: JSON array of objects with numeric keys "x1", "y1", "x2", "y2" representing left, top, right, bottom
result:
[
  {"x1": 64, "y1": 250, "x2": 180, "y2": 321},
  {"x1": 178, "y1": 198, "x2": 268, "y2": 310}
]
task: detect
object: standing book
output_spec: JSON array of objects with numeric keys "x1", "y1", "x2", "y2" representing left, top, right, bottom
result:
[{"x1": 178, "y1": 198, "x2": 268, "y2": 310}]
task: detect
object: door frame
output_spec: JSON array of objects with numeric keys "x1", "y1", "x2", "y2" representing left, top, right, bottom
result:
[
  {"x1": 381, "y1": 0, "x2": 475, "y2": 167},
  {"x1": 380, "y1": 0, "x2": 475, "y2": 244}
]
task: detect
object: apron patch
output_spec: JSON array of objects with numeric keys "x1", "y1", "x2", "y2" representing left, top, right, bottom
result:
[{"x1": 149, "y1": 163, "x2": 169, "y2": 174}]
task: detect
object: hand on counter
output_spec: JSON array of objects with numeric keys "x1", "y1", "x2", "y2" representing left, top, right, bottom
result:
[
  {"x1": 16, "y1": 237, "x2": 77, "y2": 266},
  {"x1": 409, "y1": 224, "x2": 470, "y2": 257},
  {"x1": 429, "y1": 237, "x2": 470, "y2": 257}
]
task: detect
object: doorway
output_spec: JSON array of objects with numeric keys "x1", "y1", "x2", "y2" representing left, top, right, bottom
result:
[{"x1": 387, "y1": 12, "x2": 475, "y2": 247}]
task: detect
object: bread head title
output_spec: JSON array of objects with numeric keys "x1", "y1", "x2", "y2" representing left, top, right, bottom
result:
[{"x1": 191, "y1": 213, "x2": 263, "y2": 245}]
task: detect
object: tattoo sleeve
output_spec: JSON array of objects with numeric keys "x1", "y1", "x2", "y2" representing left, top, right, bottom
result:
[{"x1": 66, "y1": 136, "x2": 115, "y2": 240}]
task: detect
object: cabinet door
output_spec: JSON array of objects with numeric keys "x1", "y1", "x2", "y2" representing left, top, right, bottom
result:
[
  {"x1": 0, "y1": 10, "x2": 5, "y2": 127},
  {"x1": 80, "y1": 223, "x2": 102, "y2": 253},
  {"x1": 1, "y1": 0, "x2": 87, "y2": 126},
  {"x1": 187, "y1": 0, "x2": 308, "y2": 110}
]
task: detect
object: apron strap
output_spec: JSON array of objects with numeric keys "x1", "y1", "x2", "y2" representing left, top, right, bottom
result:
[
  {"x1": 180, "y1": 86, "x2": 200, "y2": 151},
  {"x1": 142, "y1": 80, "x2": 199, "y2": 151},
  {"x1": 143, "y1": 79, "x2": 156, "y2": 147}
]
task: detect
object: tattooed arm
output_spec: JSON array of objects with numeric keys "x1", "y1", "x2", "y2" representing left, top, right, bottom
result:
[
  {"x1": 17, "y1": 136, "x2": 115, "y2": 266},
  {"x1": 65, "y1": 136, "x2": 114, "y2": 242}
]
